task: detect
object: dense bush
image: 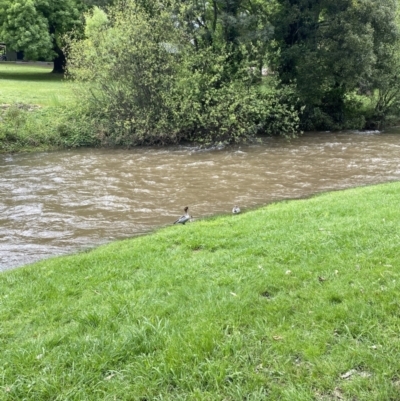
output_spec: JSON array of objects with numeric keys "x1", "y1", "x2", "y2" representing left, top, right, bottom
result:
[{"x1": 66, "y1": 3, "x2": 301, "y2": 146}]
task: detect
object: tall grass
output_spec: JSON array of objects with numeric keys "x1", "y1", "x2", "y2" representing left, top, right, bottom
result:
[{"x1": 1, "y1": 182, "x2": 400, "y2": 400}]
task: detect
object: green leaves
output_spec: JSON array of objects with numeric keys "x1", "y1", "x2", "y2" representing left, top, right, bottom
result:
[
  {"x1": 66, "y1": 1, "x2": 301, "y2": 146},
  {"x1": 0, "y1": 0, "x2": 82, "y2": 65},
  {"x1": 1, "y1": 0, "x2": 52, "y2": 60},
  {"x1": 84, "y1": 6, "x2": 108, "y2": 37},
  {"x1": 271, "y1": 0, "x2": 400, "y2": 130}
]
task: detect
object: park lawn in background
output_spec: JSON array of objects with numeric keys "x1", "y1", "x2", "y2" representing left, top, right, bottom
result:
[
  {"x1": 0, "y1": 63, "x2": 92, "y2": 152},
  {"x1": 1, "y1": 183, "x2": 400, "y2": 400},
  {"x1": 0, "y1": 63, "x2": 73, "y2": 106}
]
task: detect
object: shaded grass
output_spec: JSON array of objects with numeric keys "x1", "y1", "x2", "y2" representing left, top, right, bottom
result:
[{"x1": 1, "y1": 183, "x2": 400, "y2": 400}]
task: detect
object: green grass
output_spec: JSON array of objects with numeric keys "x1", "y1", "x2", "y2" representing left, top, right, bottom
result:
[
  {"x1": 0, "y1": 63, "x2": 95, "y2": 152},
  {"x1": 1, "y1": 183, "x2": 400, "y2": 400},
  {"x1": 0, "y1": 63, "x2": 73, "y2": 106}
]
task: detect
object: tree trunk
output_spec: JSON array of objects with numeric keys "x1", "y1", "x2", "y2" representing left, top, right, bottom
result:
[{"x1": 52, "y1": 41, "x2": 66, "y2": 74}]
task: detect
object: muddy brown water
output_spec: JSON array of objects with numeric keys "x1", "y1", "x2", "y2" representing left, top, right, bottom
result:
[{"x1": 1, "y1": 131, "x2": 400, "y2": 271}]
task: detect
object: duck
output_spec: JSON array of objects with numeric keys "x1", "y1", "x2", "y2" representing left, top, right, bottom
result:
[
  {"x1": 232, "y1": 205, "x2": 241, "y2": 214},
  {"x1": 174, "y1": 206, "x2": 191, "y2": 224}
]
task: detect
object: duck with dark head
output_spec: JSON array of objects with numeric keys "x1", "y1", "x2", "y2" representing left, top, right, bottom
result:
[{"x1": 174, "y1": 206, "x2": 191, "y2": 224}]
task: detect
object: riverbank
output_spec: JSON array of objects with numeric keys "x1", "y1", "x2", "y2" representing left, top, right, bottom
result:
[
  {"x1": 3, "y1": 64, "x2": 397, "y2": 155},
  {"x1": 0, "y1": 63, "x2": 95, "y2": 153},
  {"x1": 1, "y1": 182, "x2": 400, "y2": 400}
]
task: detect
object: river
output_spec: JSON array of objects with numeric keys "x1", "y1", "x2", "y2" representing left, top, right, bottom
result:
[{"x1": 1, "y1": 131, "x2": 400, "y2": 271}]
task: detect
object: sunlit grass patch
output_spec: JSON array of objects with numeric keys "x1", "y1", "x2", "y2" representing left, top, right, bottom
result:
[
  {"x1": 0, "y1": 63, "x2": 96, "y2": 152},
  {"x1": 0, "y1": 63, "x2": 73, "y2": 106},
  {"x1": 1, "y1": 182, "x2": 400, "y2": 399}
]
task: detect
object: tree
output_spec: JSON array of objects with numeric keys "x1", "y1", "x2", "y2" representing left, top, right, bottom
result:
[
  {"x1": 66, "y1": 2, "x2": 301, "y2": 145},
  {"x1": 0, "y1": 0, "x2": 84, "y2": 73},
  {"x1": 174, "y1": 0, "x2": 273, "y2": 75},
  {"x1": 82, "y1": 0, "x2": 114, "y2": 7},
  {"x1": 271, "y1": 0, "x2": 399, "y2": 129}
]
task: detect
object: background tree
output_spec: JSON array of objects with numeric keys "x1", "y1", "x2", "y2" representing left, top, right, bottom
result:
[
  {"x1": 66, "y1": 2, "x2": 300, "y2": 146},
  {"x1": 173, "y1": 0, "x2": 273, "y2": 78},
  {"x1": 0, "y1": 0, "x2": 109, "y2": 73},
  {"x1": 271, "y1": 0, "x2": 399, "y2": 130},
  {"x1": 82, "y1": 0, "x2": 115, "y2": 7}
]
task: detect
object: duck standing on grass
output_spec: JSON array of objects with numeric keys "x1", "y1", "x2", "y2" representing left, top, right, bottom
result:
[
  {"x1": 232, "y1": 205, "x2": 241, "y2": 214},
  {"x1": 174, "y1": 206, "x2": 191, "y2": 225}
]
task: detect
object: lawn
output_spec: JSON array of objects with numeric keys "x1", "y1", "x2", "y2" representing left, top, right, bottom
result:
[
  {"x1": 0, "y1": 63, "x2": 73, "y2": 106},
  {"x1": 1, "y1": 182, "x2": 400, "y2": 400},
  {"x1": 0, "y1": 63, "x2": 92, "y2": 152}
]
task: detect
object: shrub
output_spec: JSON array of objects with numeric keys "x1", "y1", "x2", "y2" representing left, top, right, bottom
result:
[{"x1": 66, "y1": 2, "x2": 301, "y2": 146}]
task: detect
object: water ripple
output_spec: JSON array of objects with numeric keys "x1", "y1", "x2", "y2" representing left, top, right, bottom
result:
[{"x1": 1, "y1": 132, "x2": 400, "y2": 270}]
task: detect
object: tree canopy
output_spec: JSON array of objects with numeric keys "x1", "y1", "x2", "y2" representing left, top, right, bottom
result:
[
  {"x1": 271, "y1": 0, "x2": 399, "y2": 129},
  {"x1": 0, "y1": 0, "x2": 112, "y2": 72}
]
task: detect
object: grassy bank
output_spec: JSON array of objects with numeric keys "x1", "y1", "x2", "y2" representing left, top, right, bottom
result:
[
  {"x1": 0, "y1": 63, "x2": 93, "y2": 153},
  {"x1": 1, "y1": 183, "x2": 400, "y2": 400}
]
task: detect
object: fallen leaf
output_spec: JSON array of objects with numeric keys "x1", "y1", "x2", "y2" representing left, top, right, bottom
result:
[
  {"x1": 285, "y1": 270, "x2": 292, "y2": 275},
  {"x1": 340, "y1": 369, "x2": 357, "y2": 379},
  {"x1": 230, "y1": 292, "x2": 237, "y2": 297},
  {"x1": 273, "y1": 335, "x2": 283, "y2": 341},
  {"x1": 332, "y1": 387, "x2": 344, "y2": 399},
  {"x1": 255, "y1": 363, "x2": 263, "y2": 372}
]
